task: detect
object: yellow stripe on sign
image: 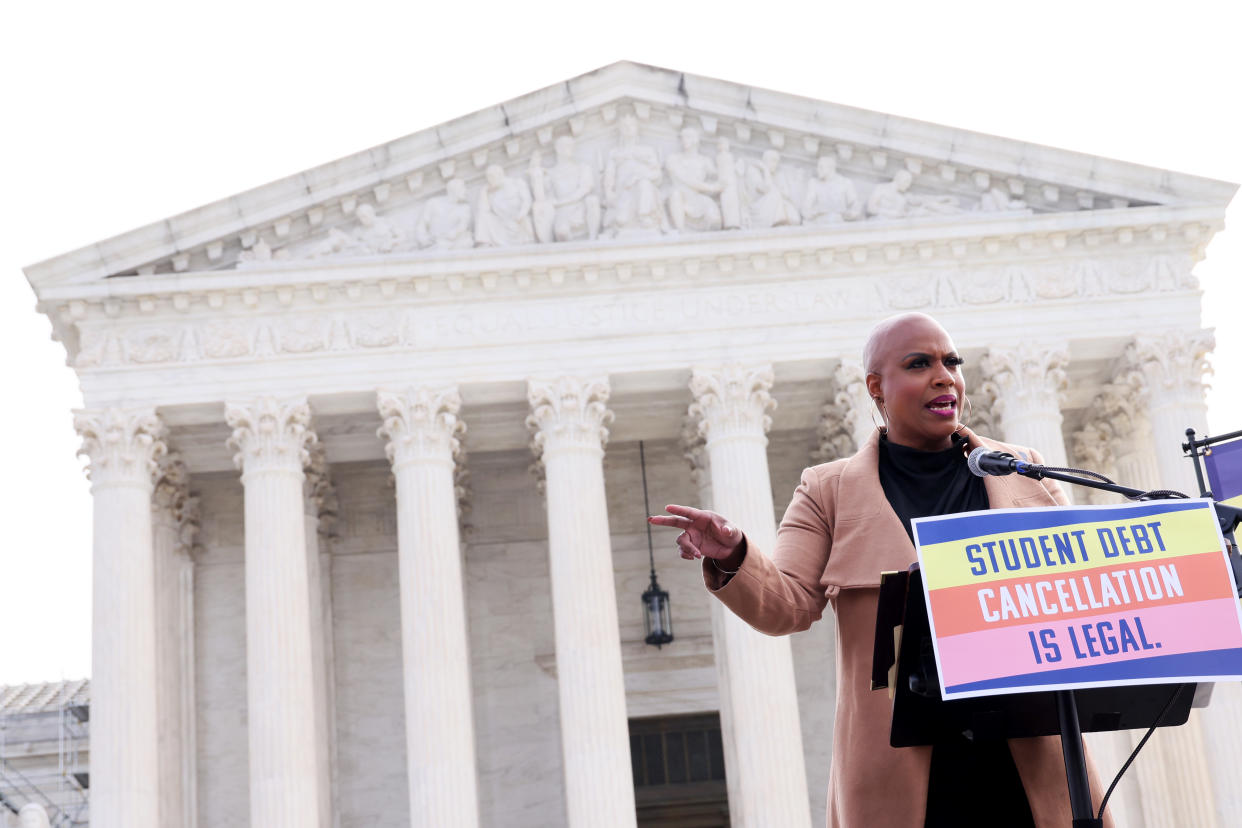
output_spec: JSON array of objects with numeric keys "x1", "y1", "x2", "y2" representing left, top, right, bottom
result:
[
  {"x1": 1221, "y1": 494, "x2": 1242, "y2": 510},
  {"x1": 920, "y1": 507, "x2": 1221, "y2": 591}
]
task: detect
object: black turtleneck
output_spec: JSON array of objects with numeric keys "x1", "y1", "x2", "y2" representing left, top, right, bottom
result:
[
  {"x1": 877, "y1": 433, "x2": 1035, "y2": 828},
  {"x1": 877, "y1": 432, "x2": 989, "y2": 543}
]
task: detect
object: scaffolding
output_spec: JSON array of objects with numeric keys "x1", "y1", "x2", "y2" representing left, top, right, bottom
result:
[{"x1": 0, "y1": 680, "x2": 90, "y2": 826}]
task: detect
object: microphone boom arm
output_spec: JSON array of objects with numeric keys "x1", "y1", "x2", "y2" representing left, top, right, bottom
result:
[{"x1": 1010, "y1": 462, "x2": 1242, "y2": 599}]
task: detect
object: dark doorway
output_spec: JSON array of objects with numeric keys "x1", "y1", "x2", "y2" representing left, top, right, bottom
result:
[{"x1": 630, "y1": 712, "x2": 730, "y2": 827}]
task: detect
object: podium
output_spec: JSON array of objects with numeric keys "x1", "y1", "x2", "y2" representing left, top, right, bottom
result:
[
  {"x1": 873, "y1": 564, "x2": 1200, "y2": 827},
  {"x1": 875, "y1": 565, "x2": 1198, "y2": 744},
  {"x1": 870, "y1": 468, "x2": 1242, "y2": 827}
]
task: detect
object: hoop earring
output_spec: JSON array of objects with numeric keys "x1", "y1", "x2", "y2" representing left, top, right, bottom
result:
[
  {"x1": 961, "y1": 395, "x2": 972, "y2": 426},
  {"x1": 870, "y1": 397, "x2": 889, "y2": 434}
]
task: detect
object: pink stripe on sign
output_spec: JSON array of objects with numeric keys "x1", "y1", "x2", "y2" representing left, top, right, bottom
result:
[{"x1": 935, "y1": 598, "x2": 1242, "y2": 688}]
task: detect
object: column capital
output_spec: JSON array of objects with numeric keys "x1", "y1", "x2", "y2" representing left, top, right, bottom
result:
[
  {"x1": 1093, "y1": 378, "x2": 1147, "y2": 439},
  {"x1": 526, "y1": 376, "x2": 613, "y2": 457},
  {"x1": 1125, "y1": 329, "x2": 1214, "y2": 400},
  {"x1": 688, "y1": 364, "x2": 776, "y2": 445},
  {"x1": 967, "y1": 370, "x2": 1002, "y2": 438},
  {"x1": 680, "y1": 414, "x2": 711, "y2": 491},
  {"x1": 74, "y1": 407, "x2": 167, "y2": 487},
  {"x1": 818, "y1": 359, "x2": 872, "y2": 459},
  {"x1": 304, "y1": 441, "x2": 340, "y2": 539},
  {"x1": 813, "y1": 402, "x2": 854, "y2": 464},
  {"x1": 377, "y1": 386, "x2": 465, "y2": 469},
  {"x1": 153, "y1": 453, "x2": 200, "y2": 556},
  {"x1": 980, "y1": 343, "x2": 1069, "y2": 419},
  {"x1": 152, "y1": 452, "x2": 190, "y2": 512},
  {"x1": 225, "y1": 397, "x2": 315, "y2": 476},
  {"x1": 1071, "y1": 421, "x2": 1114, "y2": 474}
]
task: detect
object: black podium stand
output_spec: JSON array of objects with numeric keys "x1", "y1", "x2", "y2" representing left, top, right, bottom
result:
[{"x1": 873, "y1": 564, "x2": 1196, "y2": 827}]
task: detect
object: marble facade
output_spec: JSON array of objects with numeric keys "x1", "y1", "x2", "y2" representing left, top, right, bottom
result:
[{"x1": 23, "y1": 62, "x2": 1239, "y2": 827}]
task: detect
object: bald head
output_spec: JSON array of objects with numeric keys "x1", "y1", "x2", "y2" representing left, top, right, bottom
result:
[{"x1": 863, "y1": 313, "x2": 950, "y2": 375}]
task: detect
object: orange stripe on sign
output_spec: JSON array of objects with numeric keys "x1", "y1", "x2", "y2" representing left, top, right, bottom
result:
[{"x1": 927, "y1": 551, "x2": 1231, "y2": 637}]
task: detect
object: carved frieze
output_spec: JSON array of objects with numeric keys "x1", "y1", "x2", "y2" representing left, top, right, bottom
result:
[
  {"x1": 84, "y1": 102, "x2": 1136, "y2": 275},
  {"x1": 63, "y1": 249, "x2": 1202, "y2": 371}
]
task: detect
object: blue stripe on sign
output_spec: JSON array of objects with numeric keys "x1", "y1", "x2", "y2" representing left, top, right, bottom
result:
[
  {"x1": 944, "y1": 648, "x2": 1242, "y2": 695},
  {"x1": 913, "y1": 500, "x2": 1207, "y2": 546},
  {"x1": 1206, "y1": 438, "x2": 1242, "y2": 503}
]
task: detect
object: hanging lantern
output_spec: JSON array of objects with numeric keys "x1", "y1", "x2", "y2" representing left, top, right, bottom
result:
[
  {"x1": 639, "y1": 441, "x2": 674, "y2": 647},
  {"x1": 642, "y1": 572, "x2": 673, "y2": 647}
]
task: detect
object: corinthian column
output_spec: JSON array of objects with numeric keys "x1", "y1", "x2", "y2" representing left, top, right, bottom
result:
[
  {"x1": 1125, "y1": 331, "x2": 1213, "y2": 494},
  {"x1": 688, "y1": 365, "x2": 813, "y2": 828},
  {"x1": 303, "y1": 444, "x2": 337, "y2": 828},
  {"x1": 1125, "y1": 330, "x2": 1240, "y2": 824},
  {"x1": 152, "y1": 455, "x2": 199, "y2": 828},
  {"x1": 834, "y1": 359, "x2": 877, "y2": 454},
  {"x1": 980, "y1": 344, "x2": 1070, "y2": 466},
  {"x1": 74, "y1": 407, "x2": 167, "y2": 828},
  {"x1": 225, "y1": 398, "x2": 323, "y2": 828},
  {"x1": 526, "y1": 377, "x2": 636, "y2": 828},
  {"x1": 1097, "y1": 379, "x2": 1161, "y2": 493},
  {"x1": 377, "y1": 387, "x2": 480, "y2": 827}
]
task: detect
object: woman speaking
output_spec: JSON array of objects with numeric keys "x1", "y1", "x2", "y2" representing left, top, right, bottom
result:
[{"x1": 650, "y1": 313, "x2": 1112, "y2": 828}]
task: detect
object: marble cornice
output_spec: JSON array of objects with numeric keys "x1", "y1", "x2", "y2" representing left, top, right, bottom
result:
[{"x1": 38, "y1": 205, "x2": 1219, "y2": 325}]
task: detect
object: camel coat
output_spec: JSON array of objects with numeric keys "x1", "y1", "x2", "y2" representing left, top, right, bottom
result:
[{"x1": 704, "y1": 426, "x2": 1114, "y2": 828}]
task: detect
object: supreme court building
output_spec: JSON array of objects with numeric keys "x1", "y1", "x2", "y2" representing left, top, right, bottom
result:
[{"x1": 22, "y1": 62, "x2": 1241, "y2": 827}]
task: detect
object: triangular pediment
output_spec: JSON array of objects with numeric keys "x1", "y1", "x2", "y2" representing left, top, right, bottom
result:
[{"x1": 25, "y1": 61, "x2": 1237, "y2": 288}]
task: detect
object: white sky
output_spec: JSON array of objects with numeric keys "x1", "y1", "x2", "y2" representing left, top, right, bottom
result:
[{"x1": 1, "y1": 0, "x2": 1239, "y2": 685}]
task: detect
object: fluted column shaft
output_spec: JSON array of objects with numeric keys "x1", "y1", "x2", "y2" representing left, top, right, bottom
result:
[
  {"x1": 527, "y1": 377, "x2": 636, "y2": 828},
  {"x1": 1127, "y1": 332, "x2": 1213, "y2": 494},
  {"x1": 226, "y1": 398, "x2": 323, "y2": 828},
  {"x1": 152, "y1": 456, "x2": 198, "y2": 828},
  {"x1": 75, "y1": 408, "x2": 166, "y2": 828},
  {"x1": 982, "y1": 345, "x2": 1070, "y2": 467},
  {"x1": 378, "y1": 387, "x2": 480, "y2": 827},
  {"x1": 303, "y1": 446, "x2": 337, "y2": 828},
  {"x1": 1128, "y1": 331, "x2": 1240, "y2": 825},
  {"x1": 690, "y1": 365, "x2": 812, "y2": 828},
  {"x1": 1073, "y1": 405, "x2": 1142, "y2": 823}
]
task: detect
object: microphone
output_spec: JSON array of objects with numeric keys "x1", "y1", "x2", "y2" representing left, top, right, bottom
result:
[{"x1": 967, "y1": 447, "x2": 1027, "y2": 477}]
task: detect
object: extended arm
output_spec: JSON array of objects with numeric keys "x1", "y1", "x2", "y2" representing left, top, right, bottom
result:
[{"x1": 651, "y1": 466, "x2": 834, "y2": 636}]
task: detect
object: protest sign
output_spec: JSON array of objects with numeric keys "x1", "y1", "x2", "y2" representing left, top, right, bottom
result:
[{"x1": 914, "y1": 499, "x2": 1242, "y2": 700}]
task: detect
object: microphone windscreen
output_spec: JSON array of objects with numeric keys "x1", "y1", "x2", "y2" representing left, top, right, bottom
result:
[{"x1": 966, "y1": 446, "x2": 990, "y2": 478}]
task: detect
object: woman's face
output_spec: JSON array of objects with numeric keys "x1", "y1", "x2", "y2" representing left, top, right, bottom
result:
[{"x1": 865, "y1": 315, "x2": 965, "y2": 451}]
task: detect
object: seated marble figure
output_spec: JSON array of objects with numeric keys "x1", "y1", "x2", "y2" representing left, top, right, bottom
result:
[{"x1": 867, "y1": 169, "x2": 961, "y2": 219}]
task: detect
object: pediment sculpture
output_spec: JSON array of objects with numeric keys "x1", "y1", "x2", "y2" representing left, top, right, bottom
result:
[
  {"x1": 474, "y1": 164, "x2": 536, "y2": 247},
  {"x1": 866, "y1": 169, "x2": 962, "y2": 219},
  {"x1": 531, "y1": 136, "x2": 602, "y2": 242},
  {"x1": 232, "y1": 107, "x2": 1064, "y2": 268},
  {"x1": 415, "y1": 178, "x2": 474, "y2": 250}
]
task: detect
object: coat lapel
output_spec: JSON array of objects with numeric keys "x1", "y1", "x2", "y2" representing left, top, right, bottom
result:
[
  {"x1": 823, "y1": 426, "x2": 1056, "y2": 589},
  {"x1": 960, "y1": 425, "x2": 1057, "y2": 508},
  {"x1": 824, "y1": 429, "x2": 919, "y2": 588}
]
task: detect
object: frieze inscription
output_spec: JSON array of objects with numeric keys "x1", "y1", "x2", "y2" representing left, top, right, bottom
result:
[{"x1": 70, "y1": 255, "x2": 1196, "y2": 369}]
